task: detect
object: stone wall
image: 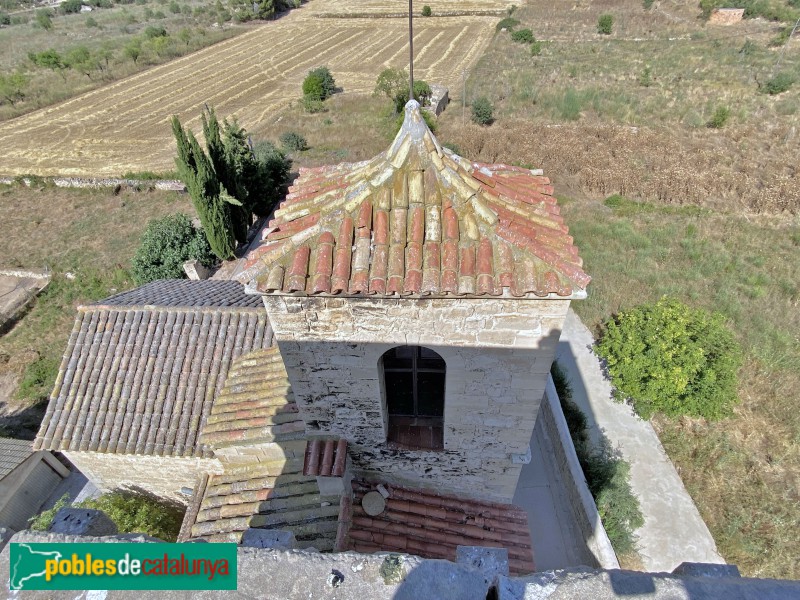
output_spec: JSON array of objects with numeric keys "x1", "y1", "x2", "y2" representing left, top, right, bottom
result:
[
  {"x1": 263, "y1": 295, "x2": 570, "y2": 502},
  {"x1": 539, "y1": 377, "x2": 619, "y2": 569},
  {"x1": 64, "y1": 451, "x2": 223, "y2": 505}
]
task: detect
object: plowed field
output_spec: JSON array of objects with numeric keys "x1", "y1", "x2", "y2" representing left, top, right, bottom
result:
[{"x1": 0, "y1": 0, "x2": 511, "y2": 176}]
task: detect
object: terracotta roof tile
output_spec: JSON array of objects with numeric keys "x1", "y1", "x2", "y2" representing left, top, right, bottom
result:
[
  {"x1": 238, "y1": 101, "x2": 589, "y2": 299},
  {"x1": 303, "y1": 438, "x2": 348, "y2": 477},
  {"x1": 34, "y1": 290, "x2": 271, "y2": 458},
  {"x1": 344, "y1": 479, "x2": 536, "y2": 575}
]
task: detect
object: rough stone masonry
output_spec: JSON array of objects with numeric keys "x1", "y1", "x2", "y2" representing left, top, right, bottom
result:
[{"x1": 265, "y1": 295, "x2": 570, "y2": 503}]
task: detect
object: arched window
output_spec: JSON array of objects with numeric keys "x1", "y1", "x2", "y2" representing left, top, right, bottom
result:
[{"x1": 381, "y1": 346, "x2": 445, "y2": 450}]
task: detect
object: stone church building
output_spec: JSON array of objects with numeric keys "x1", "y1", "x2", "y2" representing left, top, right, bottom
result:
[{"x1": 35, "y1": 101, "x2": 589, "y2": 574}]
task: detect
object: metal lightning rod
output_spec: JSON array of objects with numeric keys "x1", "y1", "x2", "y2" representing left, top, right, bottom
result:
[{"x1": 408, "y1": 0, "x2": 414, "y2": 101}]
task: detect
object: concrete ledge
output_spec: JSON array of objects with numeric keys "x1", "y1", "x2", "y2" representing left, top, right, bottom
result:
[
  {"x1": 542, "y1": 375, "x2": 619, "y2": 569},
  {"x1": 2, "y1": 532, "x2": 798, "y2": 599}
]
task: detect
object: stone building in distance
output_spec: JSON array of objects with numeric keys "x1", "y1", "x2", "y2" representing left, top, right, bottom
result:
[{"x1": 35, "y1": 101, "x2": 590, "y2": 574}]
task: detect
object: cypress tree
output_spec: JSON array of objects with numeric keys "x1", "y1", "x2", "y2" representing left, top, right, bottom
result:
[{"x1": 171, "y1": 115, "x2": 237, "y2": 260}]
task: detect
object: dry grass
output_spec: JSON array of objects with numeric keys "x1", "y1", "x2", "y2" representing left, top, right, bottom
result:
[
  {"x1": 0, "y1": 183, "x2": 193, "y2": 411},
  {"x1": 0, "y1": 0, "x2": 499, "y2": 177},
  {"x1": 0, "y1": 0, "x2": 241, "y2": 121},
  {"x1": 438, "y1": 0, "x2": 800, "y2": 214},
  {"x1": 560, "y1": 197, "x2": 800, "y2": 579}
]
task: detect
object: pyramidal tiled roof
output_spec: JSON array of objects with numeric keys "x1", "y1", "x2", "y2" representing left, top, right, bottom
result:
[{"x1": 239, "y1": 100, "x2": 589, "y2": 299}]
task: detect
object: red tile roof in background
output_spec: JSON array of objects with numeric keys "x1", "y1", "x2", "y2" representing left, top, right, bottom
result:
[{"x1": 239, "y1": 101, "x2": 589, "y2": 299}]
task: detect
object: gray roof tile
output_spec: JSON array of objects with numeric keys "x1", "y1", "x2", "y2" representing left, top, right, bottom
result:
[
  {"x1": 95, "y1": 280, "x2": 263, "y2": 309},
  {"x1": 35, "y1": 282, "x2": 272, "y2": 458},
  {"x1": 0, "y1": 438, "x2": 33, "y2": 479}
]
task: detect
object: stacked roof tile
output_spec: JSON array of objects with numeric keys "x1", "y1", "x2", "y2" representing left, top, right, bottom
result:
[
  {"x1": 303, "y1": 438, "x2": 348, "y2": 477},
  {"x1": 345, "y1": 479, "x2": 536, "y2": 575},
  {"x1": 239, "y1": 100, "x2": 589, "y2": 299},
  {"x1": 199, "y1": 347, "x2": 306, "y2": 449},
  {"x1": 34, "y1": 280, "x2": 272, "y2": 458}
]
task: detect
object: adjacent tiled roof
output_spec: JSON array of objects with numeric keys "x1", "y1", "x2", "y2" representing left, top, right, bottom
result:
[
  {"x1": 199, "y1": 348, "x2": 306, "y2": 449},
  {"x1": 190, "y1": 454, "x2": 341, "y2": 549},
  {"x1": 0, "y1": 437, "x2": 33, "y2": 479},
  {"x1": 34, "y1": 282, "x2": 272, "y2": 458},
  {"x1": 303, "y1": 438, "x2": 348, "y2": 477},
  {"x1": 96, "y1": 279, "x2": 263, "y2": 309},
  {"x1": 239, "y1": 100, "x2": 589, "y2": 299},
  {"x1": 345, "y1": 479, "x2": 536, "y2": 575}
]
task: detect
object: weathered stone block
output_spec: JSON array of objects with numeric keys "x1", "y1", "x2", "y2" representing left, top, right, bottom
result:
[
  {"x1": 240, "y1": 528, "x2": 297, "y2": 550},
  {"x1": 49, "y1": 508, "x2": 118, "y2": 536}
]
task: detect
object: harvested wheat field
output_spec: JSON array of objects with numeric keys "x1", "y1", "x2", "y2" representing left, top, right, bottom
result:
[{"x1": 0, "y1": 0, "x2": 512, "y2": 177}]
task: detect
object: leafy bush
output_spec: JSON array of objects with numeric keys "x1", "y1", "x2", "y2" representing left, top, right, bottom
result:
[
  {"x1": 551, "y1": 362, "x2": 644, "y2": 555},
  {"x1": 85, "y1": 16, "x2": 98, "y2": 27},
  {"x1": 596, "y1": 297, "x2": 742, "y2": 420},
  {"x1": 471, "y1": 96, "x2": 494, "y2": 125},
  {"x1": 252, "y1": 140, "x2": 291, "y2": 216},
  {"x1": 280, "y1": 131, "x2": 308, "y2": 152},
  {"x1": 421, "y1": 4, "x2": 431, "y2": 16},
  {"x1": 761, "y1": 72, "x2": 795, "y2": 95},
  {"x1": 597, "y1": 14, "x2": 613, "y2": 35},
  {"x1": 29, "y1": 494, "x2": 70, "y2": 531},
  {"x1": 707, "y1": 106, "x2": 730, "y2": 128},
  {"x1": 302, "y1": 66, "x2": 335, "y2": 102},
  {"x1": 495, "y1": 16, "x2": 519, "y2": 31},
  {"x1": 530, "y1": 39, "x2": 542, "y2": 55},
  {"x1": 643, "y1": 0, "x2": 654, "y2": 9},
  {"x1": 81, "y1": 491, "x2": 184, "y2": 541},
  {"x1": 60, "y1": 0, "x2": 82, "y2": 14},
  {"x1": 35, "y1": 8, "x2": 53, "y2": 31},
  {"x1": 510, "y1": 28, "x2": 534, "y2": 43},
  {"x1": 0, "y1": 10, "x2": 11, "y2": 24},
  {"x1": 144, "y1": 24, "x2": 167, "y2": 38},
  {"x1": 131, "y1": 213, "x2": 215, "y2": 285}
]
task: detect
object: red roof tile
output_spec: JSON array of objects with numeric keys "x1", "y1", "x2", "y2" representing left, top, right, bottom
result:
[
  {"x1": 303, "y1": 438, "x2": 348, "y2": 477},
  {"x1": 239, "y1": 101, "x2": 589, "y2": 299},
  {"x1": 343, "y1": 479, "x2": 536, "y2": 575}
]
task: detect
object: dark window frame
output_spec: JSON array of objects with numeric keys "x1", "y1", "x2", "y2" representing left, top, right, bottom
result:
[{"x1": 382, "y1": 346, "x2": 446, "y2": 450}]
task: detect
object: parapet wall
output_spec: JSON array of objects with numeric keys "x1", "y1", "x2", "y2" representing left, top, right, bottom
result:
[
  {"x1": 539, "y1": 375, "x2": 620, "y2": 569},
  {"x1": 3, "y1": 531, "x2": 799, "y2": 599}
]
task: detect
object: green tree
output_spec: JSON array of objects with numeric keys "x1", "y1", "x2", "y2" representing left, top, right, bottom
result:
[
  {"x1": 421, "y1": 4, "x2": 431, "y2": 16},
  {"x1": 471, "y1": 96, "x2": 494, "y2": 125},
  {"x1": 0, "y1": 71, "x2": 28, "y2": 106},
  {"x1": 510, "y1": 27, "x2": 534, "y2": 43},
  {"x1": 202, "y1": 108, "x2": 251, "y2": 243},
  {"x1": 597, "y1": 14, "x2": 613, "y2": 34},
  {"x1": 596, "y1": 297, "x2": 742, "y2": 420},
  {"x1": 374, "y1": 67, "x2": 407, "y2": 108},
  {"x1": 172, "y1": 115, "x2": 237, "y2": 260},
  {"x1": 29, "y1": 48, "x2": 66, "y2": 79},
  {"x1": 65, "y1": 46, "x2": 97, "y2": 78},
  {"x1": 124, "y1": 40, "x2": 142, "y2": 64},
  {"x1": 252, "y1": 140, "x2": 291, "y2": 216},
  {"x1": 35, "y1": 8, "x2": 53, "y2": 30},
  {"x1": 131, "y1": 213, "x2": 215, "y2": 284},
  {"x1": 302, "y1": 66, "x2": 335, "y2": 101}
]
